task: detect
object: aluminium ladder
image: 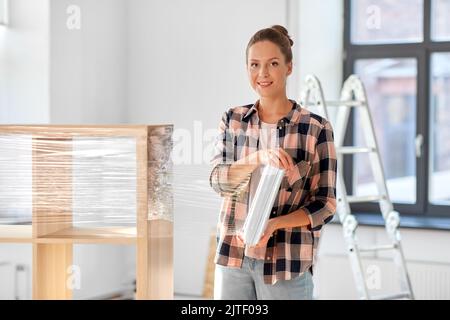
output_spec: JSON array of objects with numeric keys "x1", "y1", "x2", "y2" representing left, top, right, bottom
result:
[{"x1": 299, "y1": 74, "x2": 415, "y2": 300}]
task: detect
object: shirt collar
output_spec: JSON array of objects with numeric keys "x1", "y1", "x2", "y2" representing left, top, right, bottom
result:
[{"x1": 242, "y1": 99, "x2": 301, "y2": 124}]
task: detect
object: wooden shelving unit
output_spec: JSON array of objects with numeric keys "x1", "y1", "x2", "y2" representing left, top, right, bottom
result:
[{"x1": 0, "y1": 125, "x2": 173, "y2": 299}]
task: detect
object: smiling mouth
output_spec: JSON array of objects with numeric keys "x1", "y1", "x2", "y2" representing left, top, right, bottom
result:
[{"x1": 257, "y1": 81, "x2": 273, "y2": 88}]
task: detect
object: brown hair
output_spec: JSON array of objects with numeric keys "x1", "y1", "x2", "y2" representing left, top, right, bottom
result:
[{"x1": 246, "y1": 25, "x2": 294, "y2": 64}]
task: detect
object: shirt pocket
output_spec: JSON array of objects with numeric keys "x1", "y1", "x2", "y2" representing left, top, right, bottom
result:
[
  {"x1": 284, "y1": 160, "x2": 311, "y2": 190},
  {"x1": 279, "y1": 160, "x2": 311, "y2": 208}
]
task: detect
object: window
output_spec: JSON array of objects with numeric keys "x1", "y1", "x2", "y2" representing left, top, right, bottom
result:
[
  {"x1": 344, "y1": 0, "x2": 450, "y2": 218},
  {"x1": 430, "y1": 52, "x2": 450, "y2": 205},
  {"x1": 351, "y1": 0, "x2": 423, "y2": 44},
  {"x1": 431, "y1": 0, "x2": 450, "y2": 41},
  {"x1": 354, "y1": 58, "x2": 417, "y2": 204}
]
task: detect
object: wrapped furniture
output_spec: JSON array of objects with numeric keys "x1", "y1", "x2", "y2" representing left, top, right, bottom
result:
[{"x1": 0, "y1": 125, "x2": 173, "y2": 299}]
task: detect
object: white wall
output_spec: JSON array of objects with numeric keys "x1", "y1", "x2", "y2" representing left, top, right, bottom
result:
[
  {"x1": 127, "y1": 0, "x2": 289, "y2": 126},
  {"x1": 0, "y1": 0, "x2": 128, "y2": 124},
  {"x1": 49, "y1": 0, "x2": 127, "y2": 124},
  {"x1": 297, "y1": 0, "x2": 344, "y2": 101},
  {"x1": 0, "y1": 0, "x2": 50, "y2": 124}
]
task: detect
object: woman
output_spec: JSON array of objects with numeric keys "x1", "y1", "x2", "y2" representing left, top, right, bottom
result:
[{"x1": 209, "y1": 25, "x2": 337, "y2": 300}]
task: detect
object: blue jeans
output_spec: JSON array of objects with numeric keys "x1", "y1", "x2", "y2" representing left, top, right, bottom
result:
[{"x1": 214, "y1": 256, "x2": 314, "y2": 300}]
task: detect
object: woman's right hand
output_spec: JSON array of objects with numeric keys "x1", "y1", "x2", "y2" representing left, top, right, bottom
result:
[{"x1": 257, "y1": 148, "x2": 295, "y2": 171}]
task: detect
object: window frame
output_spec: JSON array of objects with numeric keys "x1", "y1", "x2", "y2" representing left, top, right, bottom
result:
[{"x1": 344, "y1": 0, "x2": 450, "y2": 218}]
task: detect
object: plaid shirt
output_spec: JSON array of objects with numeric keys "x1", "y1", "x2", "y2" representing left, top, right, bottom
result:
[{"x1": 209, "y1": 99, "x2": 337, "y2": 285}]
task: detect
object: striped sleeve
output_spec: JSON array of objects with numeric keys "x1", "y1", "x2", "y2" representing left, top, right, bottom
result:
[
  {"x1": 301, "y1": 120, "x2": 337, "y2": 231},
  {"x1": 209, "y1": 110, "x2": 249, "y2": 197}
]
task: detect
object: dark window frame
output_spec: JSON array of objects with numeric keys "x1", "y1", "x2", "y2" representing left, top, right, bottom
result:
[{"x1": 343, "y1": 0, "x2": 450, "y2": 218}]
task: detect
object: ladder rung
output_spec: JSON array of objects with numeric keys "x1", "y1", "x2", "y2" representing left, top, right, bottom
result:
[
  {"x1": 346, "y1": 195, "x2": 381, "y2": 203},
  {"x1": 337, "y1": 147, "x2": 376, "y2": 154},
  {"x1": 325, "y1": 100, "x2": 367, "y2": 107},
  {"x1": 358, "y1": 244, "x2": 396, "y2": 252},
  {"x1": 370, "y1": 292, "x2": 411, "y2": 300}
]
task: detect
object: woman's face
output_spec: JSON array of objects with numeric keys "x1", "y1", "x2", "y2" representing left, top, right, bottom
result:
[{"x1": 247, "y1": 40, "x2": 292, "y2": 99}]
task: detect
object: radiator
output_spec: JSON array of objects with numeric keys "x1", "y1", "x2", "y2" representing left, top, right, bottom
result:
[
  {"x1": 314, "y1": 255, "x2": 450, "y2": 300},
  {"x1": 0, "y1": 262, "x2": 30, "y2": 300}
]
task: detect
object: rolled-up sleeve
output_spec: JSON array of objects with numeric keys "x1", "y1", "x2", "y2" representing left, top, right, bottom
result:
[
  {"x1": 209, "y1": 110, "x2": 249, "y2": 197},
  {"x1": 301, "y1": 120, "x2": 337, "y2": 231}
]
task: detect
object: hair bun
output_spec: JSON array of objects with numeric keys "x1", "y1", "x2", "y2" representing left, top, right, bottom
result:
[{"x1": 271, "y1": 25, "x2": 294, "y2": 47}]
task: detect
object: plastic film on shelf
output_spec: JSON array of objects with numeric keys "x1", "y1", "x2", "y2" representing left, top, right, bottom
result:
[{"x1": 0, "y1": 125, "x2": 173, "y2": 241}]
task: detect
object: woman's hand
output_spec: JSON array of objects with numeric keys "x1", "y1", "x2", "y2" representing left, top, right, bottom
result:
[
  {"x1": 257, "y1": 148, "x2": 295, "y2": 171},
  {"x1": 237, "y1": 218, "x2": 279, "y2": 248},
  {"x1": 251, "y1": 218, "x2": 279, "y2": 248}
]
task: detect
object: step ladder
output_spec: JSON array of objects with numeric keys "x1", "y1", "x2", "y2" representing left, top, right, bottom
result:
[{"x1": 299, "y1": 74, "x2": 415, "y2": 300}]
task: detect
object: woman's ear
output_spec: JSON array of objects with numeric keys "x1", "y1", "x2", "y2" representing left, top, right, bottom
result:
[{"x1": 287, "y1": 61, "x2": 293, "y2": 76}]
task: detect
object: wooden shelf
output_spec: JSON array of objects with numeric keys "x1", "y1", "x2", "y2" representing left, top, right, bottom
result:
[
  {"x1": 35, "y1": 226, "x2": 137, "y2": 244},
  {"x1": 0, "y1": 225, "x2": 32, "y2": 243},
  {"x1": 0, "y1": 225, "x2": 137, "y2": 244},
  {"x1": 0, "y1": 124, "x2": 171, "y2": 137}
]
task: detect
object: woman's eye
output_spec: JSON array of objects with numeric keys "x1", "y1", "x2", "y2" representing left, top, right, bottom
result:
[
  {"x1": 251, "y1": 63, "x2": 258, "y2": 68},
  {"x1": 271, "y1": 62, "x2": 279, "y2": 66}
]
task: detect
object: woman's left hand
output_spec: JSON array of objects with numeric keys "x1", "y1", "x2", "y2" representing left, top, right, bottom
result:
[{"x1": 251, "y1": 218, "x2": 279, "y2": 248}]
